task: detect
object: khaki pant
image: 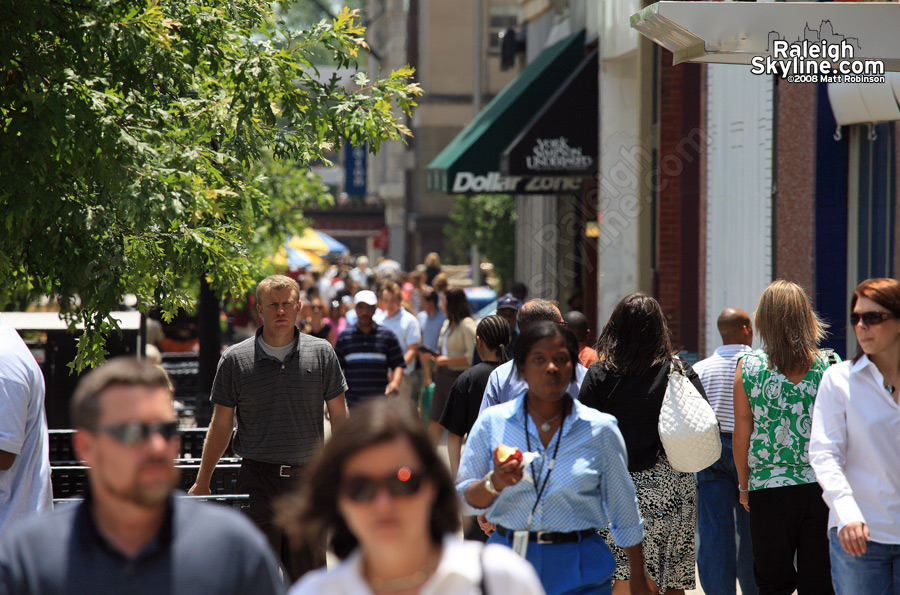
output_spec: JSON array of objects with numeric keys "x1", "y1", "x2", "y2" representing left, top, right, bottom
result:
[{"x1": 398, "y1": 370, "x2": 421, "y2": 406}]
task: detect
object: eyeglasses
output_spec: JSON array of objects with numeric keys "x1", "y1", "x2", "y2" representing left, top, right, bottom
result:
[
  {"x1": 92, "y1": 421, "x2": 179, "y2": 445},
  {"x1": 850, "y1": 311, "x2": 897, "y2": 327},
  {"x1": 340, "y1": 467, "x2": 424, "y2": 503}
]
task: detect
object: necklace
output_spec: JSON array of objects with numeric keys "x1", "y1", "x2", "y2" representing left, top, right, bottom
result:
[
  {"x1": 366, "y1": 551, "x2": 439, "y2": 592},
  {"x1": 527, "y1": 404, "x2": 563, "y2": 432}
]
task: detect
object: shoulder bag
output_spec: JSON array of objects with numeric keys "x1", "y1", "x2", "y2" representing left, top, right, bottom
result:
[{"x1": 658, "y1": 360, "x2": 721, "y2": 472}]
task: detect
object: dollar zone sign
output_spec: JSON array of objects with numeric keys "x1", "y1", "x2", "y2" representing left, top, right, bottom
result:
[{"x1": 451, "y1": 171, "x2": 582, "y2": 194}]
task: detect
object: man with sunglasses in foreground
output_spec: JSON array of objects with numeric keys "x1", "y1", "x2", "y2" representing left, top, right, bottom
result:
[{"x1": 0, "y1": 358, "x2": 286, "y2": 595}]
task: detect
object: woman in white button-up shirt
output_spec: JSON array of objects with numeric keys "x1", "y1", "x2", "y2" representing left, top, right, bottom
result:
[{"x1": 810, "y1": 277, "x2": 900, "y2": 595}]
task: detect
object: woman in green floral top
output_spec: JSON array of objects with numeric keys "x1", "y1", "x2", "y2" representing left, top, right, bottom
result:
[{"x1": 733, "y1": 280, "x2": 836, "y2": 595}]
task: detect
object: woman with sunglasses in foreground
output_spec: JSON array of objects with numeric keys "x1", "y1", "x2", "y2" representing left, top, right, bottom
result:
[
  {"x1": 733, "y1": 280, "x2": 836, "y2": 594},
  {"x1": 279, "y1": 397, "x2": 544, "y2": 594},
  {"x1": 810, "y1": 278, "x2": 900, "y2": 594},
  {"x1": 457, "y1": 321, "x2": 651, "y2": 595}
]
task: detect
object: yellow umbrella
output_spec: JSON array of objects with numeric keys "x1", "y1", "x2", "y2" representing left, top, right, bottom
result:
[
  {"x1": 271, "y1": 245, "x2": 289, "y2": 268},
  {"x1": 299, "y1": 249, "x2": 328, "y2": 272},
  {"x1": 271, "y1": 244, "x2": 328, "y2": 272},
  {"x1": 288, "y1": 228, "x2": 331, "y2": 255}
]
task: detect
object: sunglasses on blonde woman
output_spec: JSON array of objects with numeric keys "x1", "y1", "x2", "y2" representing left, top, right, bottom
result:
[
  {"x1": 340, "y1": 467, "x2": 424, "y2": 502},
  {"x1": 850, "y1": 311, "x2": 897, "y2": 327}
]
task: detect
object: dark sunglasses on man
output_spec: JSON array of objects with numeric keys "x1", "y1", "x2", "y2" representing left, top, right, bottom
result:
[
  {"x1": 91, "y1": 421, "x2": 180, "y2": 445},
  {"x1": 850, "y1": 311, "x2": 897, "y2": 327}
]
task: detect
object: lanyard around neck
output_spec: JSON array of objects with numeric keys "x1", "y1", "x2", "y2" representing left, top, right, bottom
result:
[{"x1": 523, "y1": 397, "x2": 565, "y2": 527}]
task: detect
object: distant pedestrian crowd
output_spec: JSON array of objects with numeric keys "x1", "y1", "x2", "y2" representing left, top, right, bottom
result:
[{"x1": 2, "y1": 271, "x2": 899, "y2": 595}]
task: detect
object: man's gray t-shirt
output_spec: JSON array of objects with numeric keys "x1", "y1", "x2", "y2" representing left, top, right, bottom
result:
[{"x1": 210, "y1": 328, "x2": 347, "y2": 465}]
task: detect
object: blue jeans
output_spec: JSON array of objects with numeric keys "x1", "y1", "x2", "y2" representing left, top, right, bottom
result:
[
  {"x1": 696, "y1": 434, "x2": 758, "y2": 595},
  {"x1": 830, "y1": 528, "x2": 900, "y2": 595}
]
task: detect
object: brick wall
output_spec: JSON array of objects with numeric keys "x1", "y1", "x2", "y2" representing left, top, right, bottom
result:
[
  {"x1": 775, "y1": 81, "x2": 817, "y2": 288},
  {"x1": 656, "y1": 50, "x2": 702, "y2": 353}
]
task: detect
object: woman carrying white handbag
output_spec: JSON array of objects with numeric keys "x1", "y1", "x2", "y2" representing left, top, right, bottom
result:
[{"x1": 579, "y1": 293, "x2": 706, "y2": 595}]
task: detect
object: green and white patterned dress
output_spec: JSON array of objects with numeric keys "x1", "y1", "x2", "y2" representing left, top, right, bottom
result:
[{"x1": 740, "y1": 350, "x2": 835, "y2": 490}]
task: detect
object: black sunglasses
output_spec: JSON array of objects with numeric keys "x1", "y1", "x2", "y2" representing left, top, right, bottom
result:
[
  {"x1": 340, "y1": 467, "x2": 425, "y2": 503},
  {"x1": 850, "y1": 311, "x2": 897, "y2": 327},
  {"x1": 92, "y1": 421, "x2": 179, "y2": 445}
]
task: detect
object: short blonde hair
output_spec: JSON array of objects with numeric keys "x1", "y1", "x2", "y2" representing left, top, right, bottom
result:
[
  {"x1": 424, "y1": 252, "x2": 441, "y2": 268},
  {"x1": 256, "y1": 275, "x2": 300, "y2": 302},
  {"x1": 754, "y1": 280, "x2": 828, "y2": 372}
]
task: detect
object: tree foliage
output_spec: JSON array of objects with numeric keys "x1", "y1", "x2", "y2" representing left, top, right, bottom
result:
[
  {"x1": 1, "y1": 1, "x2": 422, "y2": 370},
  {"x1": 443, "y1": 194, "x2": 517, "y2": 287}
]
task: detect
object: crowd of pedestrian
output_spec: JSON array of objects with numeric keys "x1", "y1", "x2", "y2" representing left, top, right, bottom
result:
[{"x1": 2, "y1": 268, "x2": 899, "y2": 595}]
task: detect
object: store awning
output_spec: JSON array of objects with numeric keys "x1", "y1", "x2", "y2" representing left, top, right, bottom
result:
[
  {"x1": 427, "y1": 31, "x2": 592, "y2": 195},
  {"x1": 632, "y1": 2, "x2": 900, "y2": 71},
  {"x1": 501, "y1": 49, "x2": 598, "y2": 178}
]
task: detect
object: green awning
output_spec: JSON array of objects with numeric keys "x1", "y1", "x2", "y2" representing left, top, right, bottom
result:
[{"x1": 427, "y1": 31, "x2": 586, "y2": 194}]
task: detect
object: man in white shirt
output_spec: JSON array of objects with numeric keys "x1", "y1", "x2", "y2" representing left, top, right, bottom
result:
[
  {"x1": 374, "y1": 281, "x2": 422, "y2": 404},
  {"x1": 478, "y1": 299, "x2": 587, "y2": 415},
  {"x1": 0, "y1": 314, "x2": 53, "y2": 533},
  {"x1": 348, "y1": 256, "x2": 370, "y2": 288},
  {"x1": 692, "y1": 308, "x2": 757, "y2": 595}
]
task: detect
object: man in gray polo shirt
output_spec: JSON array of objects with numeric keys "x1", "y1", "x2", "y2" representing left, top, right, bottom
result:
[
  {"x1": 189, "y1": 275, "x2": 348, "y2": 581},
  {"x1": 0, "y1": 358, "x2": 285, "y2": 595}
]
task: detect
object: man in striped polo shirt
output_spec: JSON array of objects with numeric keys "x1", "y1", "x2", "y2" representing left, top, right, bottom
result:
[
  {"x1": 334, "y1": 290, "x2": 405, "y2": 409},
  {"x1": 188, "y1": 275, "x2": 348, "y2": 582},
  {"x1": 693, "y1": 308, "x2": 758, "y2": 595}
]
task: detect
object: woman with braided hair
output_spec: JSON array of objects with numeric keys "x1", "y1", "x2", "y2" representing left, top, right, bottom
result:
[{"x1": 439, "y1": 315, "x2": 511, "y2": 479}]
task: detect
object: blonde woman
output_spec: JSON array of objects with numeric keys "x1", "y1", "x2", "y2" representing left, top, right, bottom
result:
[{"x1": 733, "y1": 280, "x2": 836, "y2": 594}]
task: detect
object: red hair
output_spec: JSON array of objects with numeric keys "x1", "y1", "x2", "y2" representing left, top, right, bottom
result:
[
  {"x1": 851, "y1": 278, "x2": 900, "y2": 315},
  {"x1": 850, "y1": 278, "x2": 900, "y2": 362}
]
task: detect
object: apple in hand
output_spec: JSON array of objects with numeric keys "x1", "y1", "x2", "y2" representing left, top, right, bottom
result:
[{"x1": 493, "y1": 444, "x2": 524, "y2": 467}]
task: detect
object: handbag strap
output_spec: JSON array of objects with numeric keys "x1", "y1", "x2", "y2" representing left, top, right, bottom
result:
[{"x1": 668, "y1": 358, "x2": 686, "y2": 378}]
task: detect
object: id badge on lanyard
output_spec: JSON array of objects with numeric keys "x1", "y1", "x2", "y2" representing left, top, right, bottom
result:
[
  {"x1": 512, "y1": 402, "x2": 566, "y2": 559},
  {"x1": 512, "y1": 530, "x2": 529, "y2": 558}
]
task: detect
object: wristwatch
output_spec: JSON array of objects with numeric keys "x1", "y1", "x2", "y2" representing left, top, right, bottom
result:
[{"x1": 483, "y1": 471, "x2": 500, "y2": 496}]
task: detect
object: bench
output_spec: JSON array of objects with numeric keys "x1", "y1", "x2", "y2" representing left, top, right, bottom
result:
[
  {"x1": 48, "y1": 428, "x2": 234, "y2": 463},
  {"x1": 51, "y1": 463, "x2": 243, "y2": 499},
  {"x1": 53, "y1": 494, "x2": 249, "y2": 510}
]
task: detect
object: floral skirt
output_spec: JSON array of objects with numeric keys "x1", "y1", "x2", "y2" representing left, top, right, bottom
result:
[{"x1": 599, "y1": 453, "x2": 697, "y2": 592}]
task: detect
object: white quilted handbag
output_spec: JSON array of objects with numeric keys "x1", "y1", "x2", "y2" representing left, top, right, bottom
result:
[{"x1": 658, "y1": 362, "x2": 721, "y2": 473}]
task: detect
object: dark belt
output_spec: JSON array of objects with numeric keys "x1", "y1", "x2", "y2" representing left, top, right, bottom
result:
[
  {"x1": 496, "y1": 526, "x2": 595, "y2": 544},
  {"x1": 242, "y1": 458, "x2": 305, "y2": 478},
  {"x1": 720, "y1": 431, "x2": 733, "y2": 437}
]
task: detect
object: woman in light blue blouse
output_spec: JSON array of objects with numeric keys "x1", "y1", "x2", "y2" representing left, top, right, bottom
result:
[{"x1": 456, "y1": 322, "x2": 651, "y2": 595}]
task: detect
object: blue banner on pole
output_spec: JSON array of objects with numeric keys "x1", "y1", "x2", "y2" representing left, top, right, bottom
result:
[{"x1": 344, "y1": 142, "x2": 367, "y2": 197}]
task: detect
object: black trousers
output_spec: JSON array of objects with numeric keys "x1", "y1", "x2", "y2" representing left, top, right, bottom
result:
[
  {"x1": 237, "y1": 462, "x2": 325, "y2": 582},
  {"x1": 748, "y1": 482, "x2": 834, "y2": 595}
]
